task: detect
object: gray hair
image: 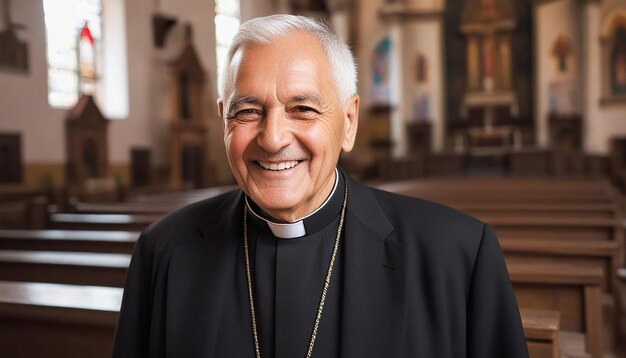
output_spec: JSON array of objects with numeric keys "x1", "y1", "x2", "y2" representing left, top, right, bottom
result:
[{"x1": 219, "y1": 14, "x2": 357, "y2": 107}]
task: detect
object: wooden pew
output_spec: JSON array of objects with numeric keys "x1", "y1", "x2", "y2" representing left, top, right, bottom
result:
[
  {"x1": 500, "y1": 238, "x2": 620, "y2": 294},
  {"x1": 0, "y1": 281, "x2": 121, "y2": 358},
  {"x1": 487, "y1": 214, "x2": 623, "y2": 301},
  {"x1": 0, "y1": 281, "x2": 561, "y2": 358},
  {"x1": 480, "y1": 215, "x2": 620, "y2": 242},
  {"x1": 378, "y1": 179, "x2": 623, "y2": 296},
  {"x1": 376, "y1": 177, "x2": 616, "y2": 205},
  {"x1": 0, "y1": 195, "x2": 48, "y2": 229},
  {"x1": 0, "y1": 229, "x2": 139, "y2": 254},
  {"x1": 0, "y1": 250, "x2": 130, "y2": 287},
  {"x1": 128, "y1": 185, "x2": 237, "y2": 205},
  {"x1": 521, "y1": 309, "x2": 560, "y2": 358},
  {"x1": 0, "y1": 200, "x2": 30, "y2": 229},
  {"x1": 59, "y1": 186, "x2": 235, "y2": 217},
  {"x1": 455, "y1": 202, "x2": 617, "y2": 219},
  {"x1": 507, "y1": 259, "x2": 604, "y2": 358},
  {"x1": 49, "y1": 213, "x2": 160, "y2": 231},
  {"x1": 69, "y1": 201, "x2": 177, "y2": 215},
  {"x1": 0, "y1": 185, "x2": 46, "y2": 203},
  {"x1": 379, "y1": 177, "x2": 623, "y2": 355}
]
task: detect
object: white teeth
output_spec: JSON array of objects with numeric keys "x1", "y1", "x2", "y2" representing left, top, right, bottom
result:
[{"x1": 258, "y1": 160, "x2": 299, "y2": 171}]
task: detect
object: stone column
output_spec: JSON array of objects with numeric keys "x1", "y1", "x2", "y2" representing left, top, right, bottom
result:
[{"x1": 581, "y1": 0, "x2": 601, "y2": 153}]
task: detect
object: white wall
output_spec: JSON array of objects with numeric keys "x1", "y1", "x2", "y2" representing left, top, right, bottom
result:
[
  {"x1": 108, "y1": 0, "x2": 154, "y2": 164},
  {"x1": 100, "y1": 0, "x2": 129, "y2": 120},
  {"x1": 0, "y1": 0, "x2": 66, "y2": 163}
]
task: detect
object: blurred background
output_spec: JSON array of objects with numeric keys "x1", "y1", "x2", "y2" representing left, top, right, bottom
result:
[{"x1": 0, "y1": 0, "x2": 626, "y2": 357}]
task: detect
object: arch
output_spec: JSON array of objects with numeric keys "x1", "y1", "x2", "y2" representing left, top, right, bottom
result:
[
  {"x1": 600, "y1": 9, "x2": 626, "y2": 98},
  {"x1": 600, "y1": 10, "x2": 626, "y2": 39}
]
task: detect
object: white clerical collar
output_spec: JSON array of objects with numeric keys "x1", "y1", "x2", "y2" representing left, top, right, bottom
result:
[{"x1": 245, "y1": 168, "x2": 340, "y2": 239}]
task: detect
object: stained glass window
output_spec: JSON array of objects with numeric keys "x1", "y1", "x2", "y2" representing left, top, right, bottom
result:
[
  {"x1": 43, "y1": 0, "x2": 102, "y2": 108},
  {"x1": 214, "y1": 0, "x2": 240, "y2": 94}
]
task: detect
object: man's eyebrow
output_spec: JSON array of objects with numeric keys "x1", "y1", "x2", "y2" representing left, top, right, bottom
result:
[
  {"x1": 228, "y1": 96, "x2": 258, "y2": 110},
  {"x1": 290, "y1": 94, "x2": 323, "y2": 106}
]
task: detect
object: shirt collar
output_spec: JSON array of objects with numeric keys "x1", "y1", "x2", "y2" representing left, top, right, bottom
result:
[{"x1": 245, "y1": 168, "x2": 342, "y2": 239}]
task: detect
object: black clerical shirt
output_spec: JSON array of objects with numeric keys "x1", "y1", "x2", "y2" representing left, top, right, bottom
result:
[{"x1": 246, "y1": 170, "x2": 345, "y2": 358}]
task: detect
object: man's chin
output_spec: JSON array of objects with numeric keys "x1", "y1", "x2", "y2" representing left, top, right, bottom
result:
[
  {"x1": 251, "y1": 196, "x2": 298, "y2": 213},
  {"x1": 248, "y1": 192, "x2": 306, "y2": 222}
]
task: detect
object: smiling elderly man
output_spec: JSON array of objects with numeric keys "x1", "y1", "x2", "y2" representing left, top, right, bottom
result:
[{"x1": 113, "y1": 14, "x2": 528, "y2": 358}]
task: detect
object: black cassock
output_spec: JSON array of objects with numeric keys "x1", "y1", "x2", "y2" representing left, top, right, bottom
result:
[
  {"x1": 246, "y1": 172, "x2": 345, "y2": 358},
  {"x1": 113, "y1": 169, "x2": 528, "y2": 358}
]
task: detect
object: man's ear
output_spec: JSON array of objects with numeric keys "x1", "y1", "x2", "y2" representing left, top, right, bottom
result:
[
  {"x1": 341, "y1": 94, "x2": 359, "y2": 152},
  {"x1": 217, "y1": 98, "x2": 225, "y2": 129}
]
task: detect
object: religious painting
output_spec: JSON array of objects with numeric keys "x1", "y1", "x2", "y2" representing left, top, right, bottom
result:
[
  {"x1": 371, "y1": 36, "x2": 392, "y2": 105},
  {"x1": 611, "y1": 23, "x2": 626, "y2": 95},
  {"x1": 445, "y1": 0, "x2": 533, "y2": 124},
  {"x1": 552, "y1": 34, "x2": 572, "y2": 74}
]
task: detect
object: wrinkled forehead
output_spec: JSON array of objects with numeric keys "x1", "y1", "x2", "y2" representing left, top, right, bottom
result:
[{"x1": 224, "y1": 31, "x2": 334, "y2": 102}]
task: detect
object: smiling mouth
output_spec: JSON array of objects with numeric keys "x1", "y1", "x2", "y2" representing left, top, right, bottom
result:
[{"x1": 256, "y1": 160, "x2": 301, "y2": 171}]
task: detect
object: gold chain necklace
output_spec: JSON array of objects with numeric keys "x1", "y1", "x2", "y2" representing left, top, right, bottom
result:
[{"x1": 243, "y1": 180, "x2": 348, "y2": 358}]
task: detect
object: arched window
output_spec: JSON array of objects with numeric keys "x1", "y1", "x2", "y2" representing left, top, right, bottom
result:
[
  {"x1": 43, "y1": 0, "x2": 129, "y2": 118},
  {"x1": 43, "y1": 0, "x2": 102, "y2": 108}
]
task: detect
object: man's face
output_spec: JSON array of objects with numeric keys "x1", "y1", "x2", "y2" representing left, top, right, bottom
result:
[{"x1": 218, "y1": 30, "x2": 359, "y2": 222}]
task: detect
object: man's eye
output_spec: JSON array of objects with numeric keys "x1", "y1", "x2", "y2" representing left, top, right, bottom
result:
[
  {"x1": 232, "y1": 109, "x2": 261, "y2": 120},
  {"x1": 295, "y1": 106, "x2": 317, "y2": 113}
]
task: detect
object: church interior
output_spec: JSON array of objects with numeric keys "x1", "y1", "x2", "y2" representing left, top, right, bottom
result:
[{"x1": 1, "y1": 0, "x2": 626, "y2": 356}]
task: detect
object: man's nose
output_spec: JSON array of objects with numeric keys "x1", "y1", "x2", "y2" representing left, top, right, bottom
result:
[{"x1": 256, "y1": 110, "x2": 292, "y2": 153}]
